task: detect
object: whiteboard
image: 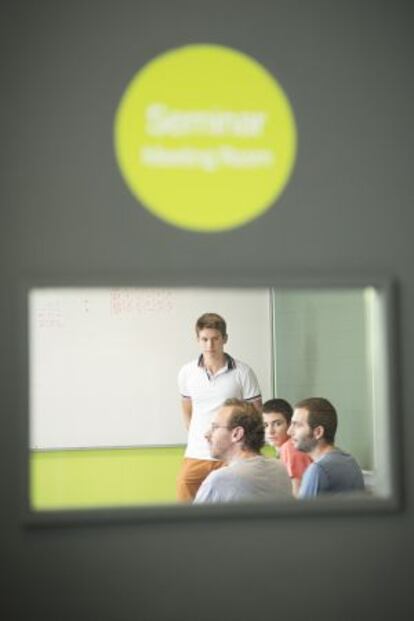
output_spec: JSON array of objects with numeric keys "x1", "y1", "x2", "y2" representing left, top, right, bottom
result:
[{"x1": 29, "y1": 287, "x2": 273, "y2": 449}]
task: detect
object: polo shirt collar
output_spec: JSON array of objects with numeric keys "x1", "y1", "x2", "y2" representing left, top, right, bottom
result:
[{"x1": 197, "y1": 353, "x2": 236, "y2": 370}]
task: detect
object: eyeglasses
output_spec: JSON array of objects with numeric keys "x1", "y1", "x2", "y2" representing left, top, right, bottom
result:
[{"x1": 209, "y1": 423, "x2": 232, "y2": 433}]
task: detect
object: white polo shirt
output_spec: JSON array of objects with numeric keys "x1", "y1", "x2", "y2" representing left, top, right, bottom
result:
[{"x1": 178, "y1": 354, "x2": 261, "y2": 460}]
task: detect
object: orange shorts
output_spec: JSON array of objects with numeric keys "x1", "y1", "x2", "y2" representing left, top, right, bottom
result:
[{"x1": 176, "y1": 457, "x2": 225, "y2": 502}]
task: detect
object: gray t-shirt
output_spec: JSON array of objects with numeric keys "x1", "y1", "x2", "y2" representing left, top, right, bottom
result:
[
  {"x1": 298, "y1": 449, "x2": 365, "y2": 498},
  {"x1": 193, "y1": 455, "x2": 292, "y2": 503}
]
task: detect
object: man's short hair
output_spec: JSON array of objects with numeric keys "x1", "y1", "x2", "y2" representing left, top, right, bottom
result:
[
  {"x1": 223, "y1": 398, "x2": 264, "y2": 453},
  {"x1": 195, "y1": 313, "x2": 227, "y2": 338},
  {"x1": 262, "y1": 398, "x2": 293, "y2": 424},
  {"x1": 294, "y1": 397, "x2": 338, "y2": 444}
]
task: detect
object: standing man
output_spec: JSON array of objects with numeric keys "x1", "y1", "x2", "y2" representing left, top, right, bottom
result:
[
  {"x1": 177, "y1": 313, "x2": 262, "y2": 502},
  {"x1": 194, "y1": 399, "x2": 292, "y2": 503},
  {"x1": 288, "y1": 397, "x2": 365, "y2": 498}
]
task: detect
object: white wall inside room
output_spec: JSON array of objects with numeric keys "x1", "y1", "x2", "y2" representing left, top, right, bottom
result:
[{"x1": 29, "y1": 287, "x2": 272, "y2": 450}]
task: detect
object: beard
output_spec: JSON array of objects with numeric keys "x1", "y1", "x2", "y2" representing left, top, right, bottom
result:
[{"x1": 296, "y1": 435, "x2": 318, "y2": 453}]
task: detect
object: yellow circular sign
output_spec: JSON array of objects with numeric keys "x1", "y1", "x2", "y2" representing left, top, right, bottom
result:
[{"x1": 114, "y1": 44, "x2": 297, "y2": 232}]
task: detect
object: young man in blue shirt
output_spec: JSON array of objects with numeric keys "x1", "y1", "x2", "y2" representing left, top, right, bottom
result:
[{"x1": 288, "y1": 397, "x2": 365, "y2": 498}]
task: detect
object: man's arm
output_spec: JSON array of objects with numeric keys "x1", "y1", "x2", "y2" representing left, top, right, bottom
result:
[
  {"x1": 239, "y1": 363, "x2": 262, "y2": 412},
  {"x1": 193, "y1": 470, "x2": 223, "y2": 503},
  {"x1": 250, "y1": 397, "x2": 262, "y2": 412},
  {"x1": 298, "y1": 463, "x2": 325, "y2": 498},
  {"x1": 181, "y1": 398, "x2": 192, "y2": 430},
  {"x1": 291, "y1": 477, "x2": 301, "y2": 497}
]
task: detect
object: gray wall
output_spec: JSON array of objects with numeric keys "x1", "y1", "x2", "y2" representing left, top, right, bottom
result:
[
  {"x1": 2, "y1": 1, "x2": 413, "y2": 619},
  {"x1": 274, "y1": 289, "x2": 373, "y2": 470}
]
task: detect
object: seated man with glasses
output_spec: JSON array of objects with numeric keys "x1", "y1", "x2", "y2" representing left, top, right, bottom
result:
[
  {"x1": 194, "y1": 398, "x2": 292, "y2": 504},
  {"x1": 177, "y1": 313, "x2": 262, "y2": 502}
]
